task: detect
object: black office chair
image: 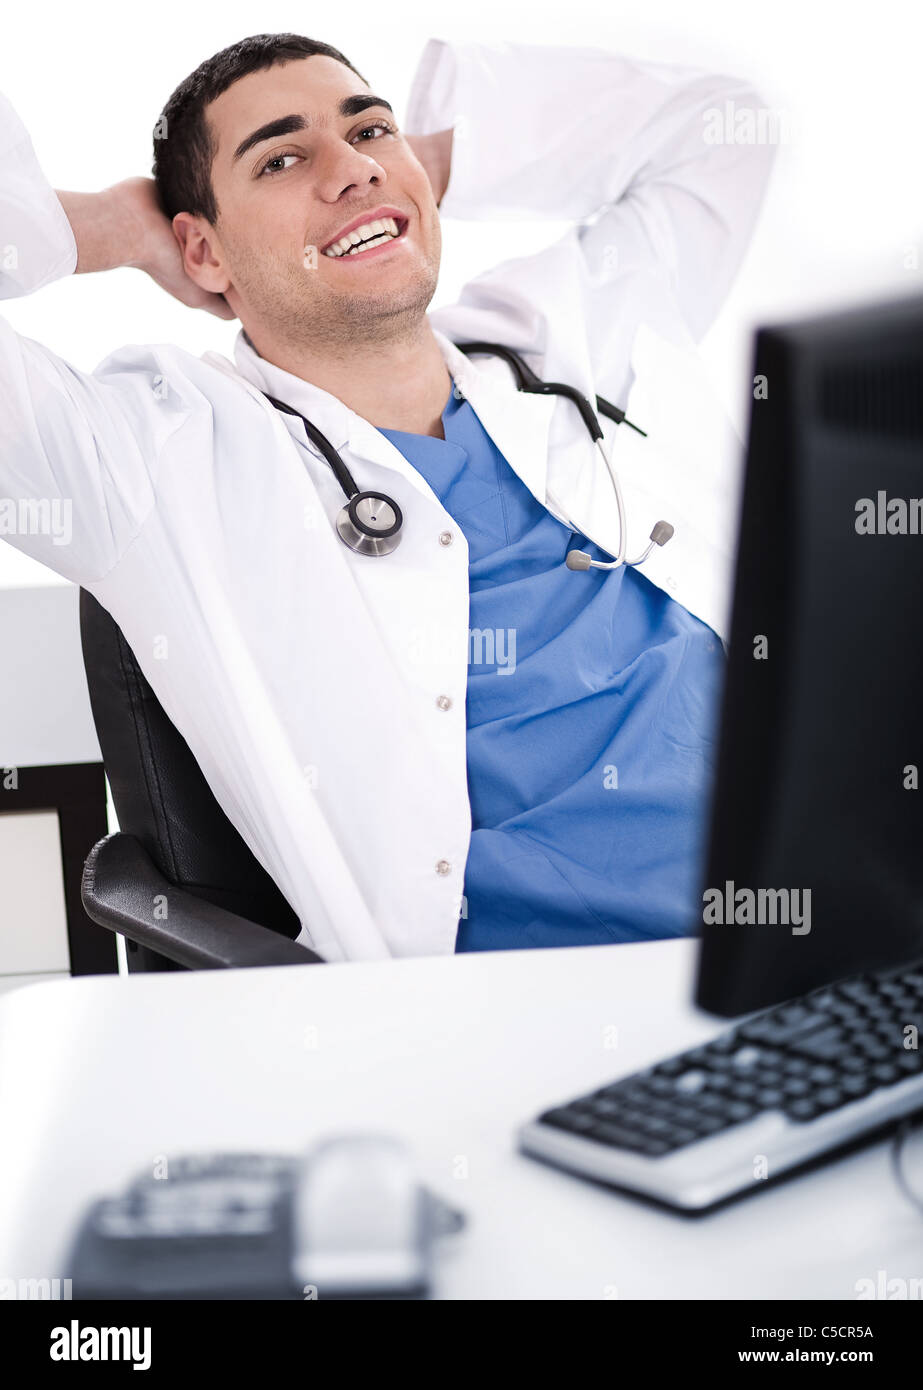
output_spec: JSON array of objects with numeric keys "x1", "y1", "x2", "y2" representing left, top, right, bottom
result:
[{"x1": 77, "y1": 589, "x2": 323, "y2": 972}]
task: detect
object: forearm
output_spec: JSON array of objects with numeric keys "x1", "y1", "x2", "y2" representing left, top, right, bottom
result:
[{"x1": 54, "y1": 181, "x2": 146, "y2": 274}]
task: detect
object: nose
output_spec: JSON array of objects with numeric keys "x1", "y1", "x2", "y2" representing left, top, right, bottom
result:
[{"x1": 314, "y1": 133, "x2": 387, "y2": 202}]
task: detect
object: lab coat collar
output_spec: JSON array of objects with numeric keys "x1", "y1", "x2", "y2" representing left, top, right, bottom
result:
[
  {"x1": 434, "y1": 332, "x2": 556, "y2": 505},
  {"x1": 231, "y1": 327, "x2": 355, "y2": 454},
  {"x1": 225, "y1": 325, "x2": 556, "y2": 509}
]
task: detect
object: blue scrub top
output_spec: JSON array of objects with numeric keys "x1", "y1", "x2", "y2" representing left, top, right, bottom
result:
[{"x1": 378, "y1": 378, "x2": 725, "y2": 951}]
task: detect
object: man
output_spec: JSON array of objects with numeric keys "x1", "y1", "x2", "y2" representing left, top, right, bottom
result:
[{"x1": 0, "y1": 33, "x2": 775, "y2": 961}]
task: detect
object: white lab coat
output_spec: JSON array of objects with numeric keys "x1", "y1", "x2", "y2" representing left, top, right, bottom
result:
[{"x1": 0, "y1": 37, "x2": 775, "y2": 962}]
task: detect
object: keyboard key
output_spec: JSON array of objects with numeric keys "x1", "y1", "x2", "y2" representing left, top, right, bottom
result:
[
  {"x1": 740, "y1": 1012, "x2": 828, "y2": 1047},
  {"x1": 595, "y1": 1082, "x2": 640, "y2": 1102},
  {"x1": 706, "y1": 1054, "x2": 746, "y2": 1072},
  {"x1": 661, "y1": 1126, "x2": 699, "y2": 1149},
  {"x1": 540, "y1": 1107, "x2": 597, "y2": 1134},
  {"x1": 648, "y1": 1075, "x2": 678, "y2": 1096},
  {"x1": 675, "y1": 1070, "x2": 708, "y2": 1093},
  {"x1": 678, "y1": 1109, "x2": 726, "y2": 1134},
  {"x1": 775, "y1": 1003, "x2": 818, "y2": 1027},
  {"x1": 840, "y1": 1074, "x2": 875, "y2": 1098},
  {"x1": 723, "y1": 1100, "x2": 758, "y2": 1123},
  {"x1": 695, "y1": 1114, "x2": 730, "y2": 1135},
  {"x1": 883, "y1": 994, "x2": 919, "y2": 1012},
  {"x1": 644, "y1": 1116, "x2": 674, "y2": 1136},
  {"x1": 752, "y1": 1070, "x2": 786, "y2": 1091},
  {"x1": 826, "y1": 1010, "x2": 866, "y2": 1031},
  {"x1": 697, "y1": 1092, "x2": 731, "y2": 1114},
  {"x1": 591, "y1": 1122, "x2": 654, "y2": 1152},
  {"x1": 837, "y1": 980, "x2": 876, "y2": 1003},
  {"x1": 786, "y1": 1098, "x2": 821, "y2": 1121},
  {"x1": 571, "y1": 1097, "x2": 601, "y2": 1114},
  {"x1": 791, "y1": 1027, "x2": 847, "y2": 1061},
  {"x1": 863, "y1": 1011, "x2": 899, "y2": 1032}
]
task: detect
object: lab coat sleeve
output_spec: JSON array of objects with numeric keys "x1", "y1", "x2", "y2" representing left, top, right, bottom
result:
[
  {"x1": 0, "y1": 91, "x2": 174, "y2": 583},
  {"x1": 405, "y1": 37, "x2": 777, "y2": 344}
]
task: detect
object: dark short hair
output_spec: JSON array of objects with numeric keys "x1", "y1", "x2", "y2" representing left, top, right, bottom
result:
[{"x1": 152, "y1": 33, "x2": 367, "y2": 224}]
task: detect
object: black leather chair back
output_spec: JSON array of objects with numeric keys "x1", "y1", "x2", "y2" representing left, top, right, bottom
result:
[{"x1": 78, "y1": 590, "x2": 301, "y2": 970}]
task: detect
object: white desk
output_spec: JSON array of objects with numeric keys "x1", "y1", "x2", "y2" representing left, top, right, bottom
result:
[{"x1": 0, "y1": 939, "x2": 917, "y2": 1299}]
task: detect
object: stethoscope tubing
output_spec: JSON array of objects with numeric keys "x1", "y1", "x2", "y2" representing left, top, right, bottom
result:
[{"x1": 261, "y1": 341, "x2": 659, "y2": 564}]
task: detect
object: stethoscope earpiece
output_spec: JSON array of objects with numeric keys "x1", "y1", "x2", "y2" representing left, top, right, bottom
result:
[{"x1": 565, "y1": 519, "x2": 674, "y2": 573}]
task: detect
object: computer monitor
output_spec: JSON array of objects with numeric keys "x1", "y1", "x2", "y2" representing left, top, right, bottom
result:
[{"x1": 695, "y1": 291, "x2": 923, "y2": 1017}]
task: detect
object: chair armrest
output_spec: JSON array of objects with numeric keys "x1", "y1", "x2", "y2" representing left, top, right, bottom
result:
[{"x1": 81, "y1": 833, "x2": 323, "y2": 969}]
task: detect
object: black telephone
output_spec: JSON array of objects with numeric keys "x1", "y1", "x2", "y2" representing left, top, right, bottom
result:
[{"x1": 68, "y1": 1139, "x2": 464, "y2": 1300}]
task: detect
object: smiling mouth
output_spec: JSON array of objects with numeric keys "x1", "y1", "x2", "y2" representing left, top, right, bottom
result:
[{"x1": 320, "y1": 215, "x2": 409, "y2": 259}]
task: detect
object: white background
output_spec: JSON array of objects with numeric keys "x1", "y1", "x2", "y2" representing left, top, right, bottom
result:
[{"x1": 1, "y1": 0, "x2": 920, "y2": 588}]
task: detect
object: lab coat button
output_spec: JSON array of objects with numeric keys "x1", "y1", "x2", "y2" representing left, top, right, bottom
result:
[
  {"x1": 438, "y1": 530, "x2": 454, "y2": 546},
  {"x1": 452, "y1": 384, "x2": 465, "y2": 401},
  {"x1": 436, "y1": 694, "x2": 452, "y2": 711},
  {"x1": 435, "y1": 859, "x2": 452, "y2": 876}
]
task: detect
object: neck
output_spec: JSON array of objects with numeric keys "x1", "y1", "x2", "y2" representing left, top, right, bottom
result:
[{"x1": 244, "y1": 318, "x2": 452, "y2": 440}]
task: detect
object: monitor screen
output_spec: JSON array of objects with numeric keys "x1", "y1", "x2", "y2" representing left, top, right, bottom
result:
[{"x1": 695, "y1": 292, "x2": 923, "y2": 1016}]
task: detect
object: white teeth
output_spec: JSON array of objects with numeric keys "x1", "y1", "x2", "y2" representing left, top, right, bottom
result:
[
  {"x1": 322, "y1": 216, "x2": 401, "y2": 257},
  {"x1": 340, "y1": 234, "x2": 391, "y2": 256}
]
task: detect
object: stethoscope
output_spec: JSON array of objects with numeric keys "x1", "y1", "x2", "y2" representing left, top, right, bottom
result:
[{"x1": 262, "y1": 341, "x2": 674, "y2": 570}]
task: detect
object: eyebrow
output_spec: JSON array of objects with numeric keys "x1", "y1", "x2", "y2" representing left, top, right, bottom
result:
[{"x1": 232, "y1": 94, "x2": 394, "y2": 163}]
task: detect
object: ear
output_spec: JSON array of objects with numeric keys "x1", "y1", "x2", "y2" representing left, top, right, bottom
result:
[{"x1": 172, "y1": 212, "x2": 231, "y2": 294}]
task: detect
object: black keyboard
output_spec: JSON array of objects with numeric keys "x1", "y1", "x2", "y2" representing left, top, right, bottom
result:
[{"x1": 518, "y1": 959, "x2": 923, "y2": 1211}]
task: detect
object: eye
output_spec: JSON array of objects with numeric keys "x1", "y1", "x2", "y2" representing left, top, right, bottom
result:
[
  {"x1": 257, "y1": 121, "x2": 396, "y2": 177},
  {"x1": 258, "y1": 152, "x2": 300, "y2": 178},
  {"x1": 353, "y1": 120, "x2": 397, "y2": 143}
]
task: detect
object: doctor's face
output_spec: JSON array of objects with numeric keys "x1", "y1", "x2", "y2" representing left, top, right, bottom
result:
[{"x1": 198, "y1": 56, "x2": 442, "y2": 348}]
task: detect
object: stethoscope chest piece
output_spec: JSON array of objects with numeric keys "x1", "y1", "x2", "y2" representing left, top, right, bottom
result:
[{"x1": 336, "y1": 490, "x2": 404, "y2": 557}]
